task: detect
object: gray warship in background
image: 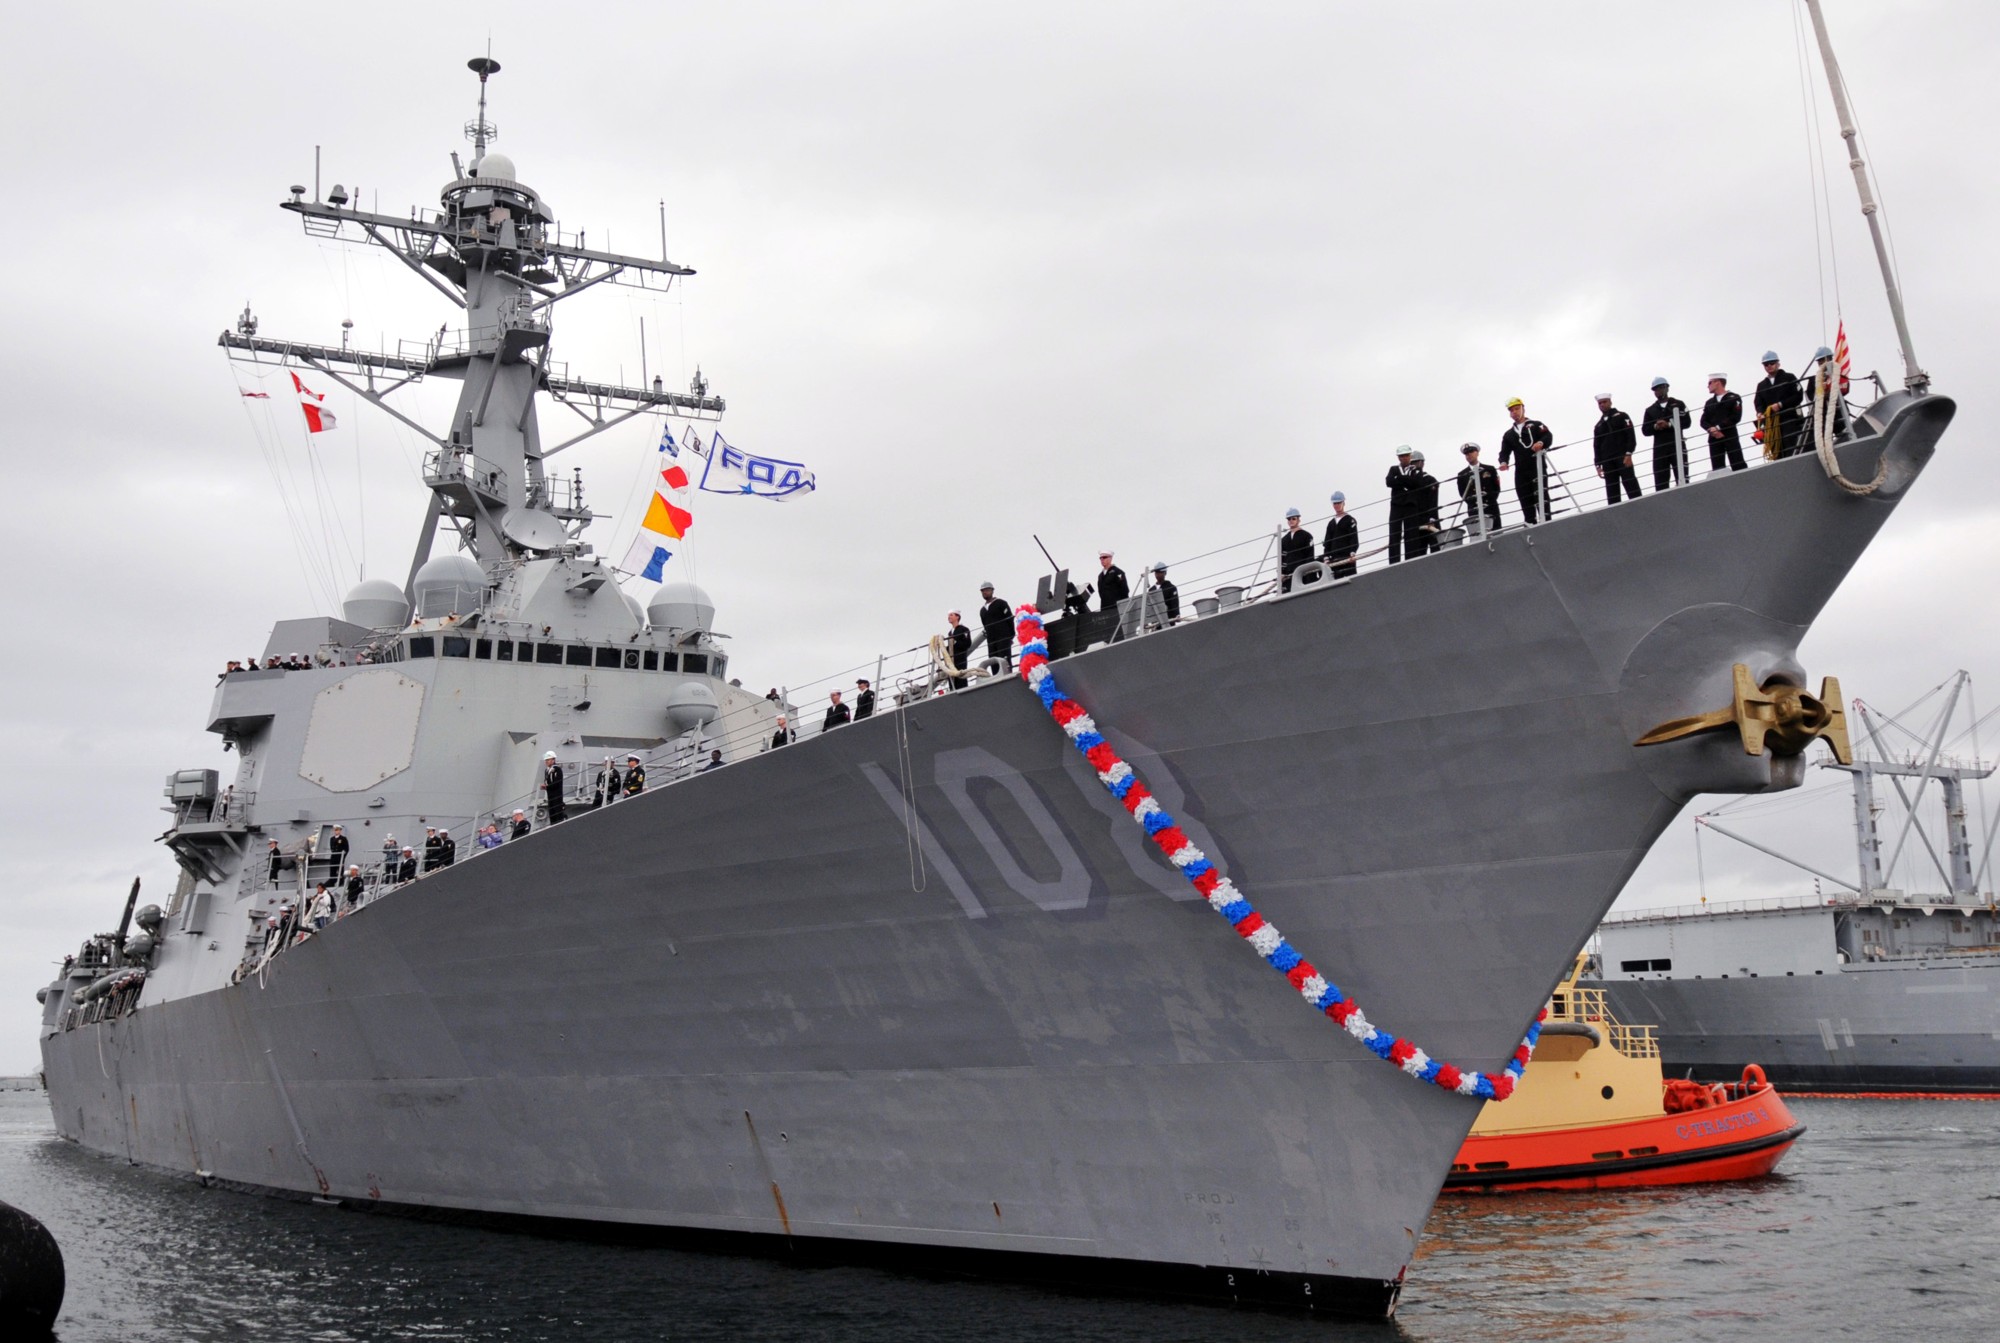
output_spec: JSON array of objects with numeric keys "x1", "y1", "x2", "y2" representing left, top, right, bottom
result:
[
  {"x1": 34, "y1": 12, "x2": 1954, "y2": 1318},
  {"x1": 1598, "y1": 671, "x2": 2000, "y2": 1094}
]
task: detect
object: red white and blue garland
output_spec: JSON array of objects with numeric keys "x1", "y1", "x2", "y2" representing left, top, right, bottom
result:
[{"x1": 1014, "y1": 607, "x2": 1543, "y2": 1101}]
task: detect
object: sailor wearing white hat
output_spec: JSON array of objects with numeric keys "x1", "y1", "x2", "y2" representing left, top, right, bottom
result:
[
  {"x1": 542, "y1": 752, "x2": 567, "y2": 825},
  {"x1": 1641, "y1": 377, "x2": 1690, "y2": 491},
  {"x1": 1095, "y1": 551, "x2": 1129, "y2": 615},
  {"x1": 977, "y1": 581, "x2": 1014, "y2": 671},
  {"x1": 1701, "y1": 373, "x2": 1746, "y2": 473},
  {"x1": 1592, "y1": 393, "x2": 1641, "y2": 505},
  {"x1": 1384, "y1": 448, "x2": 1421, "y2": 565},
  {"x1": 1456, "y1": 443, "x2": 1501, "y2": 534}
]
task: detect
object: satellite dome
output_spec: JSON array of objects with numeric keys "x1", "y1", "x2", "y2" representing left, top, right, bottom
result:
[
  {"x1": 619, "y1": 590, "x2": 647, "y2": 628},
  {"x1": 665, "y1": 680, "x2": 720, "y2": 734},
  {"x1": 411, "y1": 554, "x2": 486, "y2": 619},
  {"x1": 646, "y1": 580, "x2": 715, "y2": 633},
  {"x1": 472, "y1": 152, "x2": 517, "y2": 182},
  {"x1": 343, "y1": 578, "x2": 411, "y2": 631}
]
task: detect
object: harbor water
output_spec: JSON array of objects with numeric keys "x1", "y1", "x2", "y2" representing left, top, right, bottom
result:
[{"x1": 2, "y1": 1087, "x2": 1993, "y2": 1341}]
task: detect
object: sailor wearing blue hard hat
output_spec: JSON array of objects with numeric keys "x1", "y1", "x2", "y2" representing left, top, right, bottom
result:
[
  {"x1": 1280, "y1": 507, "x2": 1315, "y2": 592},
  {"x1": 1148, "y1": 560, "x2": 1180, "y2": 624},
  {"x1": 1641, "y1": 377, "x2": 1690, "y2": 491},
  {"x1": 1804, "y1": 346, "x2": 1849, "y2": 440},
  {"x1": 1323, "y1": 491, "x2": 1358, "y2": 577},
  {"x1": 1754, "y1": 350, "x2": 1804, "y2": 459}
]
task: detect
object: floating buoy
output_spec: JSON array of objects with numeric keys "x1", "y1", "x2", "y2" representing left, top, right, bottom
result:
[{"x1": 0, "y1": 1197, "x2": 64, "y2": 1336}]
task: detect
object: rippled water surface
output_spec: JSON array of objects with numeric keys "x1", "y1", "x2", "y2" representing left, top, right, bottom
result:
[{"x1": 4, "y1": 1090, "x2": 1995, "y2": 1341}]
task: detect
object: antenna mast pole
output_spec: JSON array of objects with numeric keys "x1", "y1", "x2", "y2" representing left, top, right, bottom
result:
[{"x1": 1801, "y1": 0, "x2": 1928, "y2": 394}]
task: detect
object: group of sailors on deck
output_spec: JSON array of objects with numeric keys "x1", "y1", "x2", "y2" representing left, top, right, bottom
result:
[{"x1": 1275, "y1": 346, "x2": 1855, "y2": 586}]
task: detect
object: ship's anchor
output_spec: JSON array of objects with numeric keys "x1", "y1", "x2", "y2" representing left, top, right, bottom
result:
[{"x1": 1634, "y1": 664, "x2": 1852, "y2": 763}]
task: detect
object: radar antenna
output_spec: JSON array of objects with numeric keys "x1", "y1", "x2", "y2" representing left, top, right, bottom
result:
[{"x1": 467, "y1": 54, "x2": 500, "y2": 159}]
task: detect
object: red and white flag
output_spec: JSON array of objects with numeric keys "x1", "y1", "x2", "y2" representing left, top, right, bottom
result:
[
  {"x1": 239, "y1": 389, "x2": 270, "y2": 399},
  {"x1": 1833, "y1": 320, "x2": 1852, "y2": 394},
  {"x1": 291, "y1": 371, "x2": 338, "y2": 433}
]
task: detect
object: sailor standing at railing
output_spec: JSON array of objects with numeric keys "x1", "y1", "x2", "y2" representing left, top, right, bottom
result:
[
  {"x1": 1322, "y1": 495, "x2": 1358, "y2": 578},
  {"x1": 1149, "y1": 561, "x2": 1180, "y2": 620},
  {"x1": 1498, "y1": 399, "x2": 1554, "y2": 523},
  {"x1": 1755, "y1": 351, "x2": 1805, "y2": 458},
  {"x1": 1094, "y1": 553, "x2": 1129, "y2": 614},
  {"x1": 823, "y1": 692, "x2": 850, "y2": 733},
  {"x1": 853, "y1": 679, "x2": 875, "y2": 720},
  {"x1": 1279, "y1": 509, "x2": 1315, "y2": 591},
  {"x1": 1593, "y1": 394, "x2": 1642, "y2": 504},
  {"x1": 1385, "y1": 446, "x2": 1419, "y2": 564},
  {"x1": 978, "y1": 583, "x2": 1014, "y2": 671},
  {"x1": 328, "y1": 825, "x2": 349, "y2": 868},
  {"x1": 622, "y1": 754, "x2": 645, "y2": 797},
  {"x1": 1641, "y1": 377, "x2": 1690, "y2": 491},
  {"x1": 1405, "y1": 450, "x2": 1440, "y2": 558},
  {"x1": 1701, "y1": 374, "x2": 1747, "y2": 473},
  {"x1": 1456, "y1": 444, "x2": 1502, "y2": 534},
  {"x1": 1803, "y1": 345, "x2": 1850, "y2": 441},
  {"x1": 944, "y1": 612, "x2": 974, "y2": 688},
  {"x1": 542, "y1": 752, "x2": 567, "y2": 825}
]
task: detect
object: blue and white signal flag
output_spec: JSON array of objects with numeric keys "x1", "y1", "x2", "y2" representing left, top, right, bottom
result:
[{"x1": 697, "y1": 433, "x2": 815, "y2": 501}]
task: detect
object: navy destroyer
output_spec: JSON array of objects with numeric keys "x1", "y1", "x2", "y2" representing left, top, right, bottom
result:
[
  {"x1": 34, "y1": 7, "x2": 1954, "y2": 1316},
  {"x1": 1598, "y1": 672, "x2": 2000, "y2": 1094}
]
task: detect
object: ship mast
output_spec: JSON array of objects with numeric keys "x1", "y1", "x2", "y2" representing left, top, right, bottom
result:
[
  {"x1": 1800, "y1": 0, "x2": 1928, "y2": 394},
  {"x1": 220, "y1": 57, "x2": 725, "y2": 589}
]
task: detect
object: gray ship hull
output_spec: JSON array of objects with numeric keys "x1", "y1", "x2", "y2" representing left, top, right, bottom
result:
[
  {"x1": 41, "y1": 399, "x2": 1951, "y2": 1314},
  {"x1": 1601, "y1": 960, "x2": 2000, "y2": 1094}
]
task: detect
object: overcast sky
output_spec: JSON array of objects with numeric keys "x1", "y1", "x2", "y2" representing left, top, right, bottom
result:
[{"x1": 2, "y1": 2, "x2": 1996, "y2": 1073}]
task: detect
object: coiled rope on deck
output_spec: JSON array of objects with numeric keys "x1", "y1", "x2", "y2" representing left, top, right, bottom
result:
[{"x1": 1013, "y1": 607, "x2": 1543, "y2": 1101}]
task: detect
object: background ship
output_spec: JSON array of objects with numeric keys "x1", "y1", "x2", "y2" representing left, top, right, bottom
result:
[
  {"x1": 1597, "y1": 671, "x2": 2000, "y2": 1094},
  {"x1": 31, "y1": 7, "x2": 1956, "y2": 1319}
]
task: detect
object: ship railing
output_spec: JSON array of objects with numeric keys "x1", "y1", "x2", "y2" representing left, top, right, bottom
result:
[
  {"x1": 753, "y1": 390, "x2": 1859, "y2": 711},
  {"x1": 1601, "y1": 891, "x2": 1858, "y2": 924},
  {"x1": 170, "y1": 789, "x2": 256, "y2": 829},
  {"x1": 1548, "y1": 984, "x2": 1663, "y2": 1059},
  {"x1": 423, "y1": 445, "x2": 512, "y2": 499}
]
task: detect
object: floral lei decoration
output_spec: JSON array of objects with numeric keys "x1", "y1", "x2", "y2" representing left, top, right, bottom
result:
[{"x1": 1014, "y1": 607, "x2": 1542, "y2": 1101}]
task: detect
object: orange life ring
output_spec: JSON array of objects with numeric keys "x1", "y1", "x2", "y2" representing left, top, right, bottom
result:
[{"x1": 1742, "y1": 1063, "x2": 1768, "y2": 1091}]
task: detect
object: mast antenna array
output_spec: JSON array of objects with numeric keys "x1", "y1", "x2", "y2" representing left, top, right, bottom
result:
[
  {"x1": 217, "y1": 55, "x2": 724, "y2": 582},
  {"x1": 467, "y1": 55, "x2": 500, "y2": 157}
]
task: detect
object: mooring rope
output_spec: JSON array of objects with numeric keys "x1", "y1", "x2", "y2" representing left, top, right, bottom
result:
[
  {"x1": 1014, "y1": 607, "x2": 1543, "y2": 1101},
  {"x1": 1811, "y1": 363, "x2": 1887, "y2": 496}
]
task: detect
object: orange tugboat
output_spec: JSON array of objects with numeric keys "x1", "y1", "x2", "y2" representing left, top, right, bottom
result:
[{"x1": 1446, "y1": 957, "x2": 1804, "y2": 1192}]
